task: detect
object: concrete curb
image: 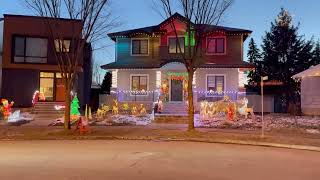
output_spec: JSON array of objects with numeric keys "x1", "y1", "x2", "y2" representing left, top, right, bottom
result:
[{"x1": 110, "y1": 136, "x2": 320, "y2": 152}]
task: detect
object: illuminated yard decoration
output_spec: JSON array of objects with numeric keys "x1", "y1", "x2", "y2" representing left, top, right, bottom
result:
[
  {"x1": 112, "y1": 99, "x2": 119, "y2": 115},
  {"x1": 96, "y1": 105, "x2": 110, "y2": 119},
  {"x1": 1, "y1": 99, "x2": 14, "y2": 120},
  {"x1": 122, "y1": 103, "x2": 130, "y2": 111},
  {"x1": 238, "y1": 97, "x2": 255, "y2": 119},
  {"x1": 70, "y1": 95, "x2": 80, "y2": 120},
  {"x1": 131, "y1": 104, "x2": 138, "y2": 116},
  {"x1": 200, "y1": 96, "x2": 253, "y2": 121},
  {"x1": 139, "y1": 104, "x2": 147, "y2": 116}
]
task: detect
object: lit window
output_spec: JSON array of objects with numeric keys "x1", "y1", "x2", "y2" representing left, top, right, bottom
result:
[
  {"x1": 169, "y1": 37, "x2": 185, "y2": 53},
  {"x1": 207, "y1": 37, "x2": 225, "y2": 54},
  {"x1": 132, "y1": 39, "x2": 148, "y2": 55},
  {"x1": 131, "y1": 75, "x2": 148, "y2": 95},
  {"x1": 54, "y1": 39, "x2": 71, "y2": 52},
  {"x1": 207, "y1": 75, "x2": 225, "y2": 96}
]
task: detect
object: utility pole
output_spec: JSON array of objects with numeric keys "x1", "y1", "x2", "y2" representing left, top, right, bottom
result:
[{"x1": 261, "y1": 76, "x2": 268, "y2": 138}]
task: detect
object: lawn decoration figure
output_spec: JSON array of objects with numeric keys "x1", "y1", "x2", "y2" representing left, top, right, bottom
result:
[
  {"x1": 96, "y1": 105, "x2": 110, "y2": 119},
  {"x1": 200, "y1": 95, "x2": 238, "y2": 121},
  {"x1": 70, "y1": 95, "x2": 81, "y2": 121},
  {"x1": 112, "y1": 99, "x2": 119, "y2": 115},
  {"x1": 77, "y1": 116, "x2": 90, "y2": 134},
  {"x1": 139, "y1": 104, "x2": 147, "y2": 116},
  {"x1": 122, "y1": 103, "x2": 130, "y2": 114},
  {"x1": 227, "y1": 103, "x2": 237, "y2": 121},
  {"x1": 238, "y1": 97, "x2": 255, "y2": 119},
  {"x1": 131, "y1": 104, "x2": 138, "y2": 116},
  {"x1": 1, "y1": 99, "x2": 14, "y2": 120}
]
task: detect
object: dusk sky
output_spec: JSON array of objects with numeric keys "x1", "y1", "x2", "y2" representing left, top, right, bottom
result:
[{"x1": 1, "y1": 0, "x2": 319, "y2": 67}]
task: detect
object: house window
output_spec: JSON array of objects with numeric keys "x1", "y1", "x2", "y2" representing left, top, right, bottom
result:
[
  {"x1": 131, "y1": 75, "x2": 148, "y2": 95},
  {"x1": 54, "y1": 39, "x2": 71, "y2": 52},
  {"x1": 132, "y1": 39, "x2": 148, "y2": 55},
  {"x1": 169, "y1": 37, "x2": 185, "y2": 53},
  {"x1": 207, "y1": 37, "x2": 225, "y2": 54},
  {"x1": 13, "y1": 36, "x2": 48, "y2": 63},
  {"x1": 206, "y1": 75, "x2": 225, "y2": 96}
]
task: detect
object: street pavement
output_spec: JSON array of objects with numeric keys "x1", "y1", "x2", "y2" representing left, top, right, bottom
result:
[{"x1": 0, "y1": 140, "x2": 319, "y2": 180}]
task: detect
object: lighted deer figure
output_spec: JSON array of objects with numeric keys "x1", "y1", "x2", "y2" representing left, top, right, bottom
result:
[
  {"x1": 238, "y1": 97, "x2": 254, "y2": 119},
  {"x1": 139, "y1": 104, "x2": 147, "y2": 115},
  {"x1": 112, "y1": 99, "x2": 119, "y2": 115}
]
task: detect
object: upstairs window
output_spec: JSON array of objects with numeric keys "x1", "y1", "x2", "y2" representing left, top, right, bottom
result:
[
  {"x1": 169, "y1": 37, "x2": 185, "y2": 53},
  {"x1": 54, "y1": 39, "x2": 71, "y2": 53},
  {"x1": 207, "y1": 37, "x2": 226, "y2": 54},
  {"x1": 132, "y1": 39, "x2": 148, "y2": 55},
  {"x1": 13, "y1": 36, "x2": 48, "y2": 63},
  {"x1": 206, "y1": 75, "x2": 225, "y2": 96},
  {"x1": 131, "y1": 75, "x2": 148, "y2": 95}
]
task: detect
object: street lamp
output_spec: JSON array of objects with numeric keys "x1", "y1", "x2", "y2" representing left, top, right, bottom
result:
[{"x1": 261, "y1": 76, "x2": 268, "y2": 138}]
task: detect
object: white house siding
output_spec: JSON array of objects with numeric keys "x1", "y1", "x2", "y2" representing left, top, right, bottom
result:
[
  {"x1": 301, "y1": 76, "x2": 320, "y2": 115},
  {"x1": 116, "y1": 69, "x2": 157, "y2": 102},
  {"x1": 195, "y1": 68, "x2": 239, "y2": 92},
  {"x1": 194, "y1": 68, "x2": 239, "y2": 111}
]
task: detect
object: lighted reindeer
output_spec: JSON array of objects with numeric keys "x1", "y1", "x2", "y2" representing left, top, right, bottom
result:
[
  {"x1": 139, "y1": 104, "x2": 147, "y2": 116},
  {"x1": 112, "y1": 100, "x2": 119, "y2": 115},
  {"x1": 238, "y1": 97, "x2": 255, "y2": 119}
]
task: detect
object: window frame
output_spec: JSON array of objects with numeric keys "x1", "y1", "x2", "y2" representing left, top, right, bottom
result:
[
  {"x1": 206, "y1": 36, "x2": 227, "y2": 55},
  {"x1": 131, "y1": 38, "x2": 149, "y2": 56},
  {"x1": 168, "y1": 36, "x2": 185, "y2": 54},
  {"x1": 12, "y1": 35, "x2": 49, "y2": 64},
  {"x1": 54, "y1": 39, "x2": 71, "y2": 53},
  {"x1": 129, "y1": 74, "x2": 149, "y2": 96},
  {"x1": 205, "y1": 74, "x2": 226, "y2": 97}
]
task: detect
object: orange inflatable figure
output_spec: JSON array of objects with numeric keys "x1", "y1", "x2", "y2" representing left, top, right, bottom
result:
[{"x1": 1, "y1": 99, "x2": 14, "y2": 118}]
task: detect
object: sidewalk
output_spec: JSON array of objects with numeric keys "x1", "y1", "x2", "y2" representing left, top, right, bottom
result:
[{"x1": 1, "y1": 124, "x2": 320, "y2": 151}]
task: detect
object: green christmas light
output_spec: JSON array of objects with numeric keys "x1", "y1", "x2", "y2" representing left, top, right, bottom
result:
[
  {"x1": 185, "y1": 31, "x2": 195, "y2": 46},
  {"x1": 71, "y1": 95, "x2": 80, "y2": 116}
]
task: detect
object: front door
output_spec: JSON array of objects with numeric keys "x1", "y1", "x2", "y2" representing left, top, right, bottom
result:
[
  {"x1": 170, "y1": 79, "x2": 183, "y2": 101},
  {"x1": 55, "y1": 78, "x2": 66, "y2": 102}
]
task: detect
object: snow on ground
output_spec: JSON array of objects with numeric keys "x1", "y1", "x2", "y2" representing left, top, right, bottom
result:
[{"x1": 195, "y1": 113, "x2": 320, "y2": 132}]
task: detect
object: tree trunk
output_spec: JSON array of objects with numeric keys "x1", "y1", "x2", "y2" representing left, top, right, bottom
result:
[
  {"x1": 64, "y1": 81, "x2": 71, "y2": 130},
  {"x1": 187, "y1": 70, "x2": 195, "y2": 131}
]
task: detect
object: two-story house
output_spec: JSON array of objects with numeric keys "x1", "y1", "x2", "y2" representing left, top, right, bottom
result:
[
  {"x1": 101, "y1": 13, "x2": 253, "y2": 113},
  {"x1": 0, "y1": 14, "x2": 92, "y2": 107}
]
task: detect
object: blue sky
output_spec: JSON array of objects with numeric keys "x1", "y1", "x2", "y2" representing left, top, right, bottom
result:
[{"x1": 1, "y1": 0, "x2": 320, "y2": 67}]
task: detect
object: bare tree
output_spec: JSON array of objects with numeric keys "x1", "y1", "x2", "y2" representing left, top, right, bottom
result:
[
  {"x1": 25, "y1": 0, "x2": 117, "y2": 129},
  {"x1": 155, "y1": 0, "x2": 233, "y2": 131}
]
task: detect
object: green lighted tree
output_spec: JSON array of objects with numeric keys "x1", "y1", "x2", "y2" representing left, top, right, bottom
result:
[{"x1": 71, "y1": 95, "x2": 80, "y2": 116}]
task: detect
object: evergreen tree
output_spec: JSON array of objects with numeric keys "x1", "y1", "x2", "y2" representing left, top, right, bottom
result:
[
  {"x1": 247, "y1": 38, "x2": 262, "y2": 86},
  {"x1": 101, "y1": 71, "x2": 112, "y2": 94},
  {"x1": 312, "y1": 40, "x2": 320, "y2": 66},
  {"x1": 70, "y1": 95, "x2": 80, "y2": 116},
  {"x1": 253, "y1": 8, "x2": 313, "y2": 112},
  {"x1": 247, "y1": 38, "x2": 261, "y2": 64}
]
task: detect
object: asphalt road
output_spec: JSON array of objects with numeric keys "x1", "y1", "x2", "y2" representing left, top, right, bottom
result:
[{"x1": 0, "y1": 140, "x2": 319, "y2": 180}]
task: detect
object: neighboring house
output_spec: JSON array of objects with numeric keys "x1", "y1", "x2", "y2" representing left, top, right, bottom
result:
[
  {"x1": 293, "y1": 64, "x2": 320, "y2": 115},
  {"x1": 1, "y1": 14, "x2": 92, "y2": 107},
  {"x1": 101, "y1": 13, "x2": 253, "y2": 113}
]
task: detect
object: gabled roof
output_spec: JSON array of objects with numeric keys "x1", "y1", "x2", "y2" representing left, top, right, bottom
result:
[
  {"x1": 108, "y1": 12, "x2": 252, "y2": 41},
  {"x1": 292, "y1": 64, "x2": 320, "y2": 79}
]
